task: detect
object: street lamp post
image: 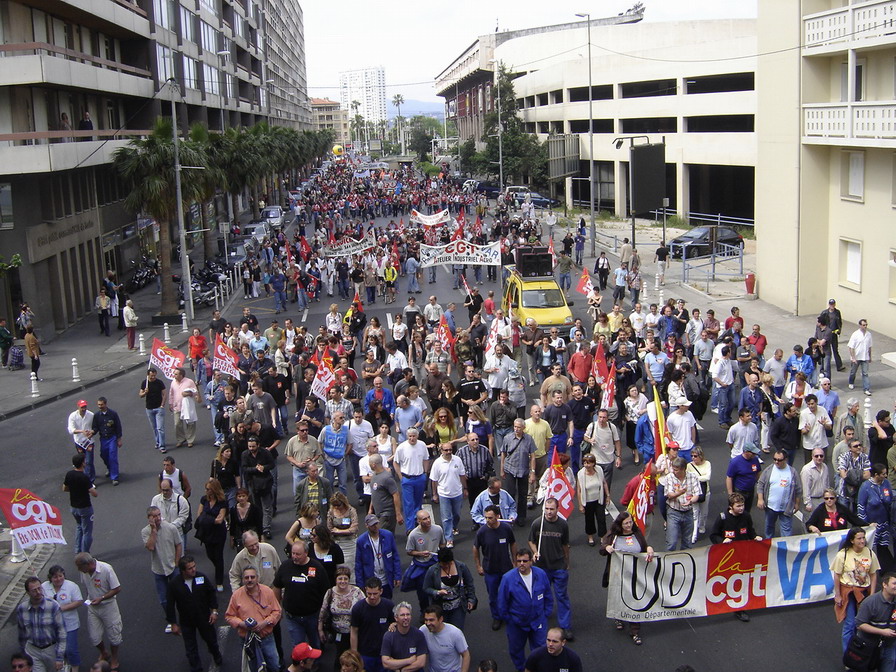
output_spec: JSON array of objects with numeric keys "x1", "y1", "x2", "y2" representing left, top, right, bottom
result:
[
  {"x1": 576, "y1": 12, "x2": 596, "y2": 257},
  {"x1": 490, "y1": 60, "x2": 504, "y2": 189},
  {"x1": 169, "y1": 79, "x2": 194, "y2": 320}
]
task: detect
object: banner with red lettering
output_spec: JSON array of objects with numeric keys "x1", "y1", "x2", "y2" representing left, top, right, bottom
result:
[
  {"x1": 149, "y1": 339, "x2": 187, "y2": 381},
  {"x1": 606, "y1": 527, "x2": 876, "y2": 622},
  {"x1": 419, "y1": 240, "x2": 501, "y2": 268},
  {"x1": 0, "y1": 488, "x2": 66, "y2": 548},
  {"x1": 213, "y1": 335, "x2": 241, "y2": 380},
  {"x1": 575, "y1": 270, "x2": 594, "y2": 296},
  {"x1": 626, "y1": 460, "x2": 655, "y2": 534},
  {"x1": 544, "y1": 449, "x2": 575, "y2": 519}
]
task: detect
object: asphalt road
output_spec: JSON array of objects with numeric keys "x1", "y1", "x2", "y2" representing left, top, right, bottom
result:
[{"x1": 0, "y1": 238, "x2": 846, "y2": 672}]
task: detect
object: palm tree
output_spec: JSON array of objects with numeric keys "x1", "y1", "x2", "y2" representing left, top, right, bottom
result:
[
  {"x1": 392, "y1": 93, "x2": 405, "y2": 154},
  {"x1": 114, "y1": 117, "x2": 208, "y2": 315},
  {"x1": 188, "y1": 123, "x2": 227, "y2": 260}
]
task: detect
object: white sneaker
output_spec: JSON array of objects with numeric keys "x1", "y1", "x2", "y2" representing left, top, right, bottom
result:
[
  {"x1": 165, "y1": 624, "x2": 173, "y2": 634},
  {"x1": 848, "y1": 384, "x2": 855, "y2": 390},
  {"x1": 711, "y1": 408, "x2": 718, "y2": 414}
]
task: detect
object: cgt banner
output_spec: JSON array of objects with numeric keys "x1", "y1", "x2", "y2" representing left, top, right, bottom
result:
[
  {"x1": 0, "y1": 488, "x2": 66, "y2": 548},
  {"x1": 149, "y1": 339, "x2": 186, "y2": 381},
  {"x1": 321, "y1": 233, "x2": 376, "y2": 258},
  {"x1": 606, "y1": 527, "x2": 874, "y2": 622},
  {"x1": 420, "y1": 240, "x2": 501, "y2": 268},
  {"x1": 409, "y1": 209, "x2": 451, "y2": 226}
]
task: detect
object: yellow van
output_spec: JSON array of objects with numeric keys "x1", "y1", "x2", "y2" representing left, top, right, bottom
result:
[{"x1": 503, "y1": 265, "x2": 574, "y2": 329}]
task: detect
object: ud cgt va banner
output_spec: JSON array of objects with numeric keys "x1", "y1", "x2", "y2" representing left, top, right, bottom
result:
[{"x1": 606, "y1": 528, "x2": 873, "y2": 622}]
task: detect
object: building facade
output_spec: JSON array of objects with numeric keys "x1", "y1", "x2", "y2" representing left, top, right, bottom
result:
[
  {"x1": 756, "y1": 0, "x2": 896, "y2": 338},
  {"x1": 436, "y1": 15, "x2": 757, "y2": 223},
  {"x1": 339, "y1": 66, "x2": 387, "y2": 126},
  {"x1": 311, "y1": 98, "x2": 349, "y2": 146},
  {"x1": 0, "y1": 0, "x2": 310, "y2": 336}
]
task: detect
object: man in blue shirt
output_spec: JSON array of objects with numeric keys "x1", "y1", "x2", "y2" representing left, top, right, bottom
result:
[
  {"x1": 319, "y1": 411, "x2": 352, "y2": 494},
  {"x1": 725, "y1": 444, "x2": 762, "y2": 512},
  {"x1": 644, "y1": 342, "x2": 670, "y2": 392},
  {"x1": 498, "y1": 549, "x2": 552, "y2": 672},
  {"x1": 784, "y1": 344, "x2": 815, "y2": 382},
  {"x1": 270, "y1": 268, "x2": 287, "y2": 314}
]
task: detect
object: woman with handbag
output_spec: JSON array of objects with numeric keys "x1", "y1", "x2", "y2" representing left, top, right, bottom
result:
[
  {"x1": 421, "y1": 547, "x2": 477, "y2": 630},
  {"x1": 195, "y1": 478, "x2": 228, "y2": 590},
  {"x1": 832, "y1": 527, "x2": 880, "y2": 653},
  {"x1": 600, "y1": 511, "x2": 654, "y2": 645},
  {"x1": 688, "y1": 447, "x2": 711, "y2": 542},
  {"x1": 318, "y1": 566, "x2": 363, "y2": 670},
  {"x1": 577, "y1": 453, "x2": 608, "y2": 546}
]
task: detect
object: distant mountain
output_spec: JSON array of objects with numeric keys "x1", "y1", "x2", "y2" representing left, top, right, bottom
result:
[{"x1": 387, "y1": 99, "x2": 443, "y2": 119}]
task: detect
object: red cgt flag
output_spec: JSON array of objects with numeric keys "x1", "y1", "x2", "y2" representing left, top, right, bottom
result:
[
  {"x1": 299, "y1": 236, "x2": 312, "y2": 261},
  {"x1": 575, "y1": 269, "x2": 594, "y2": 296},
  {"x1": 149, "y1": 338, "x2": 186, "y2": 380},
  {"x1": 544, "y1": 449, "x2": 576, "y2": 520},
  {"x1": 591, "y1": 344, "x2": 609, "y2": 385},
  {"x1": 436, "y1": 315, "x2": 456, "y2": 362},
  {"x1": 0, "y1": 488, "x2": 66, "y2": 548},
  {"x1": 626, "y1": 460, "x2": 656, "y2": 535},
  {"x1": 213, "y1": 335, "x2": 241, "y2": 380}
]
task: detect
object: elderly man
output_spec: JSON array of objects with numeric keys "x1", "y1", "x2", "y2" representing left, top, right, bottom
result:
[
  {"x1": 283, "y1": 420, "x2": 323, "y2": 494},
  {"x1": 456, "y1": 433, "x2": 494, "y2": 514},
  {"x1": 294, "y1": 461, "x2": 333, "y2": 519},
  {"x1": 224, "y1": 566, "x2": 281, "y2": 672},
  {"x1": 405, "y1": 510, "x2": 445, "y2": 611},
  {"x1": 470, "y1": 477, "x2": 517, "y2": 526},
  {"x1": 394, "y1": 395, "x2": 423, "y2": 443},
  {"x1": 141, "y1": 505, "x2": 182, "y2": 630},
  {"x1": 150, "y1": 478, "x2": 190, "y2": 550},
  {"x1": 394, "y1": 428, "x2": 431, "y2": 534},
  {"x1": 168, "y1": 367, "x2": 199, "y2": 448},
  {"x1": 501, "y1": 419, "x2": 537, "y2": 527},
  {"x1": 74, "y1": 553, "x2": 122, "y2": 671},
  {"x1": 365, "y1": 377, "x2": 396, "y2": 416},
  {"x1": 801, "y1": 448, "x2": 831, "y2": 513},
  {"x1": 229, "y1": 530, "x2": 281, "y2": 591},
  {"x1": 17, "y1": 577, "x2": 65, "y2": 672},
  {"x1": 835, "y1": 398, "x2": 867, "y2": 451},
  {"x1": 381, "y1": 602, "x2": 428, "y2": 672},
  {"x1": 355, "y1": 515, "x2": 402, "y2": 599},
  {"x1": 319, "y1": 411, "x2": 352, "y2": 494}
]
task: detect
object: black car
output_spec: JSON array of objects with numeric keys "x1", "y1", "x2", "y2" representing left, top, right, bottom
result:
[
  {"x1": 473, "y1": 180, "x2": 502, "y2": 198},
  {"x1": 669, "y1": 226, "x2": 744, "y2": 258},
  {"x1": 511, "y1": 191, "x2": 560, "y2": 209}
]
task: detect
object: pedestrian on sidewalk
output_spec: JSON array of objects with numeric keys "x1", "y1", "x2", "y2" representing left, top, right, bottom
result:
[
  {"x1": 95, "y1": 287, "x2": 112, "y2": 337},
  {"x1": 0, "y1": 317, "x2": 13, "y2": 366},
  {"x1": 123, "y1": 299, "x2": 138, "y2": 350},
  {"x1": 24, "y1": 325, "x2": 40, "y2": 379}
]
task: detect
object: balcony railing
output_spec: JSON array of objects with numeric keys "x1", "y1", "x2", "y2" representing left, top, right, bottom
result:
[
  {"x1": 804, "y1": 101, "x2": 896, "y2": 140},
  {"x1": 0, "y1": 129, "x2": 152, "y2": 148},
  {"x1": 111, "y1": 0, "x2": 148, "y2": 18},
  {"x1": 804, "y1": 0, "x2": 896, "y2": 51},
  {"x1": 0, "y1": 43, "x2": 152, "y2": 78}
]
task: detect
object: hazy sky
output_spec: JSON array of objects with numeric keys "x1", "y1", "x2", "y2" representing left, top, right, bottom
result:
[{"x1": 303, "y1": 0, "x2": 757, "y2": 107}]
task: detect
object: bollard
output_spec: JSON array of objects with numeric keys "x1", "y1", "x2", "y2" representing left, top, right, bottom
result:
[
  {"x1": 864, "y1": 395, "x2": 873, "y2": 426},
  {"x1": 214, "y1": 287, "x2": 220, "y2": 311},
  {"x1": 72, "y1": 357, "x2": 81, "y2": 382},
  {"x1": 219, "y1": 280, "x2": 226, "y2": 302},
  {"x1": 655, "y1": 273, "x2": 660, "y2": 291},
  {"x1": 163, "y1": 322, "x2": 171, "y2": 344},
  {"x1": 659, "y1": 289, "x2": 664, "y2": 308},
  {"x1": 138, "y1": 333, "x2": 146, "y2": 356},
  {"x1": 9, "y1": 535, "x2": 26, "y2": 563},
  {"x1": 181, "y1": 312, "x2": 188, "y2": 333},
  {"x1": 30, "y1": 372, "x2": 40, "y2": 398}
]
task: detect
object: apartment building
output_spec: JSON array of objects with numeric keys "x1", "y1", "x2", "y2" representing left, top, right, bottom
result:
[
  {"x1": 756, "y1": 0, "x2": 896, "y2": 338},
  {"x1": 0, "y1": 0, "x2": 309, "y2": 335},
  {"x1": 436, "y1": 16, "x2": 757, "y2": 223},
  {"x1": 339, "y1": 66, "x2": 387, "y2": 126},
  {"x1": 311, "y1": 97, "x2": 349, "y2": 146}
]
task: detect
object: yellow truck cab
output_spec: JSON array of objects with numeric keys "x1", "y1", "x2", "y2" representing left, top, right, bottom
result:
[{"x1": 502, "y1": 247, "x2": 574, "y2": 329}]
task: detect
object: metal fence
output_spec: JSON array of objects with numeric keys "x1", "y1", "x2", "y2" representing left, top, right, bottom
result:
[
  {"x1": 649, "y1": 208, "x2": 754, "y2": 228},
  {"x1": 678, "y1": 241, "x2": 745, "y2": 286}
]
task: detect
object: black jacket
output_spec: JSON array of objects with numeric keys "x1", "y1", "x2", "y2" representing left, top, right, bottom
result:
[{"x1": 166, "y1": 571, "x2": 218, "y2": 626}]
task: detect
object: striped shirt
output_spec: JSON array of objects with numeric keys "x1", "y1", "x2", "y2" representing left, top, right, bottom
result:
[
  {"x1": 325, "y1": 398, "x2": 354, "y2": 421},
  {"x1": 17, "y1": 598, "x2": 66, "y2": 660},
  {"x1": 457, "y1": 443, "x2": 494, "y2": 480}
]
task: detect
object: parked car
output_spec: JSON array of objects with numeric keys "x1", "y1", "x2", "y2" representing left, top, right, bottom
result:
[
  {"x1": 261, "y1": 206, "x2": 286, "y2": 229},
  {"x1": 244, "y1": 221, "x2": 270, "y2": 243},
  {"x1": 511, "y1": 190, "x2": 559, "y2": 209},
  {"x1": 473, "y1": 180, "x2": 502, "y2": 197},
  {"x1": 669, "y1": 225, "x2": 744, "y2": 258}
]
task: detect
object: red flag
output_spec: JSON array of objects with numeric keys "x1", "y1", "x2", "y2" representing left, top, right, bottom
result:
[
  {"x1": 626, "y1": 460, "x2": 656, "y2": 534},
  {"x1": 575, "y1": 269, "x2": 594, "y2": 296},
  {"x1": 328, "y1": 230, "x2": 337, "y2": 246},
  {"x1": 591, "y1": 345, "x2": 609, "y2": 385},
  {"x1": 436, "y1": 315, "x2": 456, "y2": 362},
  {"x1": 461, "y1": 274, "x2": 473, "y2": 298},
  {"x1": 548, "y1": 237, "x2": 557, "y2": 266},
  {"x1": 600, "y1": 362, "x2": 617, "y2": 410},
  {"x1": 285, "y1": 240, "x2": 294, "y2": 266},
  {"x1": 299, "y1": 236, "x2": 312, "y2": 261},
  {"x1": 452, "y1": 212, "x2": 464, "y2": 241},
  {"x1": 397, "y1": 218, "x2": 406, "y2": 235},
  {"x1": 149, "y1": 338, "x2": 187, "y2": 380},
  {"x1": 213, "y1": 335, "x2": 241, "y2": 380},
  {"x1": 544, "y1": 449, "x2": 576, "y2": 520},
  {"x1": 0, "y1": 488, "x2": 66, "y2": 548},
  {"x1": 352, "y1": 290, "x2": 364, "y2": 312},
  {"x1": 311, "y1": 353, "x2": 336, "y2": 401},
  {"x1": 472, "y1": 214, "x2": 483, "y2": 237}
]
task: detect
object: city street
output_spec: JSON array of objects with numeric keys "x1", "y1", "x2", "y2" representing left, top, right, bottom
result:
[{"x1": 0, "y1": 242, "x2": 863, "y2": 672}]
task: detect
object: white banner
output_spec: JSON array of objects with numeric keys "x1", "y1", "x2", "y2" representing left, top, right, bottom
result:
[
  {"x1": 606, "y1": 527, "x2": 874, "y2": 622},
  {"x1": 420, "y1": 240, "x2": 501, "y2": 268},
  {"x1": 409, "y1": 209, "x2": 451, "y2": 226},
  {"x1": 321, "y1": 233, "x2": 377, "y2": 258}
]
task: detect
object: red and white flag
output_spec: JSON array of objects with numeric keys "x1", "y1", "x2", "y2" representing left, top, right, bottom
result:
[
  {"x1": 299, "y1": 236, "x2": 312, "y2": 261},
  {"x1": 600, "y1": 362, "x2": 617, "y2": 410},
  {"x1": 452, "y1": 212, "x2": 464, "y2": 241},
  {"x1": 213, "y1": 335, "x2": 241, "y2": 380},
  {"x1": 548, "y1": 237, "x2": 557, "y2": 266},
  {"x1": 483, "y1": 317, "x2": 501, "y2": 356},
  {"x1": 149, "y1": 338, "x2": 187, "y2": 380},
  {"x1": 626, "y1": 460, "x2": 656, "y2": 535},
  {"x1": 544, "y1": 449, "x2": 576, "y2": 520},
  {"x1": 0, "y1": 488, "x2": 66, "y2": 548},
  {"x1": 436, "y1": 315, "x2": 456, "y2": 362},
  {"x1": 575, "y1": 269, "x2": 594, "y2": 296},
  {"x1": 591, "y1": 345, "x2": 609, "y2": 385},
  {"x1": 311, "y1": 354, "x2": 336, "y2": 402},
  {"x1": 472, "y1": 214, "x2": 483, "y2": 237},
  {"x1": 461, "y1": 274, "x2": 473, "y2": 298}
]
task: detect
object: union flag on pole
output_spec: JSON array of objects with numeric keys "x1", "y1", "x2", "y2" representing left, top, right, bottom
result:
[
  {"x1": 436, "y1": 315, "x2": 456, "y2": 362},
  {"x1": 575, "y1": 269, "x2": 594, "y2": 296},
  {"x1": 600, "y1": 362, "x2": 617, "y2": 410},
  {"x1": 299, "y1": 236, "x2": 312, "y2": 261},
  {"x1": 149, "y1": 338, "x2": 187, "y2": 380},
  {"x1": 626, "y1": 460, "x2": 656, "y2": 534},
  {"x1": 0, "y1": 488, "x2": 66, "y2": 548},
  {"x1": 452, "y1": 211, "x2": 464, "y2": 241},
  {"x1": 544, "y1": 449, "x2": 576, "y2": 519},
  {"x1": 213, "y1": 335, "x2": 241, "y2": 380},
  {"x1": 472, "y1": 214, "x2": 482, "y2": 237},
  {"x1": 591, "y1": 345, "x2": 609, "y2": 385},
  {"x1": 461, "y1": 274, "x2": 473, "y2": 298},
  {"x1": 311, "y1": 354, "x2": 336, "y2": 402}
]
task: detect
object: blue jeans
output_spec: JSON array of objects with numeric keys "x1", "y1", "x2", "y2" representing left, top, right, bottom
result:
[
  {"x1": 338, "y1": 278, "x2": 350, "y2": 299},
  {"x1": 401, "y1": 474, "x2": 427, "y2": 533},
  {"x1": 296, "y1": 289, "x2": 308, "y2": 311},
  {"x1": 665, "y1": 507, "x2": 694, "y2": 551},
  {"x1": 245, "y1": 634, "x2": 279, "y2": 671},
  {"x1": 880, "y1": 643, "x2": 896, "y2": 672},
  {"x1": 76, "y1": 442, "x2": 96, "y2": 483},
  {"x1": 324, "y1": 459, "x2": 347, "y2": 494},
  {"x1": 348, "y1": 452, "x2": 364, "y2": 498},
  {"x1": 72, "y1": 506, "x2": 94, "y2": 553},
  {"x1": 849, "y1": 360, "x2": 870, "y2": 392},
  {"x1": 545, "y1": 568, "x2": 571, "y2": 629},
  {"x1": 152, "y1": 571, "x2": 175, "y2": 614},
  {"x1": 506, "y1": 621, "x2": 547, "y2": 672},
  {"x1": 64, "y1": 628, "x2": 81, "y2": 666},
  {"x1": 284, "y1": 611, "x2": 320, "y2": 649},
  {"x1": 274, "y1": 289, "x2": 287, "y2": 312},
  {"x1": 842, "y1": 592, "x2": 860, "y2": 652},
  {"x1": 494, "y1": 427, "x2": 512, "y2": 457},
  {"x1": 146, "y1": 408, "x2": 166, "y2": 448},
  {"x1": 570, "y1": 429, "x2": 585, "y2": 474},
  {"x1": 438, "y1": 495, "x2": 463, "y2": 542},
  {"x1": 408, "y1": 273, "x2": 420, "y2": 293},
  {"x1": 717, "y1": 384, "x2": 736, "y2": 426},
  {"x1": 558, "y1": 272, "x2": 571, "y2": 291},
  {"x1": 484, "y1": 572, "x2": 503, "y2": 620},
  {"x1": 764, "y1": 509, "x2": 793, "y2": 538},
  {"x1": 361, "y1": 654, "x2": 384, "y2": 672},
  {"x1": 292, "y1": 466, "x2": 307, "y2": 496},
  {"x1": 99, "y1": 436, "x2": 120, "y2": 480}
]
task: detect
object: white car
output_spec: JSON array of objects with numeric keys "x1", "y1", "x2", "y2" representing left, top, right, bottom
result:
[
  {"x1": 261, "y1": 206, "x2": 285, "y2": 229},
  {"x1": 245, "y1": 221, "x2": 270, "y2": 243}
]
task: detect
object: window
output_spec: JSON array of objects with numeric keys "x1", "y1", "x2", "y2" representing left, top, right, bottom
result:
[
  {"x1": 839, "y1": 238, "x2": 862, "y2": 290},
  {"x1": 180, "y1": 7, "x2": 195, "y2": 43},
  {"x1": 152, "y1": 0, "x2": 174, "y2": 30},
  {"x1": 157, "y1": 45, "x2": 174, "y2": 82},
  {"x1": 0, "y1": 183, "x2": 13, "y2": 229},
  {"x1": 183, "y1": 56, "x2": 198, "y2": 89},
  {"x1": 840, "y1": 150, "x2": 864, "y2": 201},
  {"x1": 200, "y1": 21, "x2": 218, "y2": 53},
  {"x1": 199, "y1": 0, "x2": 218, "y2": 16},
  {"x1": 840, "y1": 60, "x2": 865, "y2": 102},
  {"x1": 204, "y1": 63, "x2": 220, "y2": 95}
]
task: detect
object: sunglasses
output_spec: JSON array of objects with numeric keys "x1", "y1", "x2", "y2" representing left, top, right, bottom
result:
[
  {"x1": 773, "y1": 458, "x2": 785, "y2": 463},
  {"x1": 823, "y1": 496, "x2": 837, "y2": 500}
]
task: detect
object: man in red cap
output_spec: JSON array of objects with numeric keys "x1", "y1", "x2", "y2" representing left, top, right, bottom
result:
[
  {"x1": 289, "y1": 642, "x2": 321, "y2": 672},
  {"x1": 67, "y1": 399, "x2": 95, "y2": 482}
]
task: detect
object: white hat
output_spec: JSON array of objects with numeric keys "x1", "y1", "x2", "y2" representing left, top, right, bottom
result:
[{"x1": 675, "y1": 397, "x2": 692, "y2": 407}]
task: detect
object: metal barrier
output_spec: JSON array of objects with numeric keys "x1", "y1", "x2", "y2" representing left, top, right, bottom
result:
[
  {"x1": 593, "y1": 230, "x2": 620, "y2": 253},
  {"x1": 650, "y1": 208, "x2": 754, "y2": 228},
  {"x1": 680, "y1": 241, "x2": 744, "y2": 285}
]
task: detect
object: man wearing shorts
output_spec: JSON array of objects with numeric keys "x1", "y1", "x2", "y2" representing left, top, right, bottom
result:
[{"x1": 75, "y1": 553, "x2": 122, "y2": 671}]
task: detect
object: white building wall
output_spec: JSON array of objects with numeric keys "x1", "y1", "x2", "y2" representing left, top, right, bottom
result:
[{"x1": 339, "y1": 66, "x2": 387, "y2": 125}]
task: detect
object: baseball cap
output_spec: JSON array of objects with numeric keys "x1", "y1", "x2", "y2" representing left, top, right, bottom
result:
[
  {"x1": 829, "y1": 298, "x2": 836, "y2": 304},
  {"x1": 292, "y1": 643, "x2": 322, "y2": 662},
  {"x1": 364, "y1": 514, "x2": 379, "y2": 527},
  {"x1": 675, "y1": 398, "x2": 692, "y2": 407},
  {"x1": 742, "y1": 443, "x2": 758, "y2": 454},
  {"x1": 77, "y1": 400, "x2": 88, "y2": 408}
]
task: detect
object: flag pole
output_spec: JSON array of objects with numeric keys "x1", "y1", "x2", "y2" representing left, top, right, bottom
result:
[{"x1": 536, "y1": 449, "x2": 553, "y2": 561}]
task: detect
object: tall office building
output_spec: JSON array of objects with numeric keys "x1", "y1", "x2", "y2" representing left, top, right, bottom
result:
[
  {"x1": 0, "y1": 0, "x2": 310, "y2": 335},
  {"x1": 339, "y1": 66, "x2": 387, "y2": 126}
]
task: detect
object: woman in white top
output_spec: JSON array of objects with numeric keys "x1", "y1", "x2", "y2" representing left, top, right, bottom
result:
[
  {"x1": 42, "y1": 565, "x2": 83, "y2": 671},
  {"x1": 374, "y1": 420, "x2": 396, "y2": 465},
  {"x1": 688, "y1": 446, "x2": 711, "y2": 541},
  {"x1": 623, "y1": 385, "x2": 648, "y2": 466},
  {"x1": 391, "y1": 313, "x2": 409, "y2": 351},
  {"x1": 325, "y1": 304, "x2": 343, "y2": 336},
  {"x1": 577, "y1": 453, "x2": 608, "y2": 546}
]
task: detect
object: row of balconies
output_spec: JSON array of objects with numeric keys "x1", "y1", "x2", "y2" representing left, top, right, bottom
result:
[
  {"x1": 804, "y1": 101, "x2": 896, "y2": 145},
  {"x1": 804, "y1": 0, "x2": 896, "y2": 55}
]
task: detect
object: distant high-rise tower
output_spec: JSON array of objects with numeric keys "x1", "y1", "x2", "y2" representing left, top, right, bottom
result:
[{"x1": 339, "y1": 67, "x2": 387, "y2": 125}]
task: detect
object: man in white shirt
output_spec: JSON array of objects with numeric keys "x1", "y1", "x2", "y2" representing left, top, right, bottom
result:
[
  {"x1": 430, "y1": 443, "x2": 468, "y2": 547},
  {"x1": 800, "y1": 394, "x2": 832, "y2": 465},
  {"x1": 394, "y1": 429, "x2": 431, "y2": 534},
  {"x1": 726, "y1": 408, "x2": 760, "y2": 458},
  {"x1": 628, "y1": 304, "x2": 647, "y2": 339},
  {"x1": 348, "y1": 409, "x2": 375, "y2": 501},
  {"x1": 68, "y1": 399, "x2": 96, "y2": 482},
  {"x1": 847, "y1": 318, "x2": 873, "y2": 395},
  {"x1": 423, "y1": 297, "x2": 444, "y2": 329},
  {"x1": 665, "y1": 399, "x2": 697, "y2": 462},
  {"x1": 483, "y1": 343, "x2": 514, "y2": 401}
]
